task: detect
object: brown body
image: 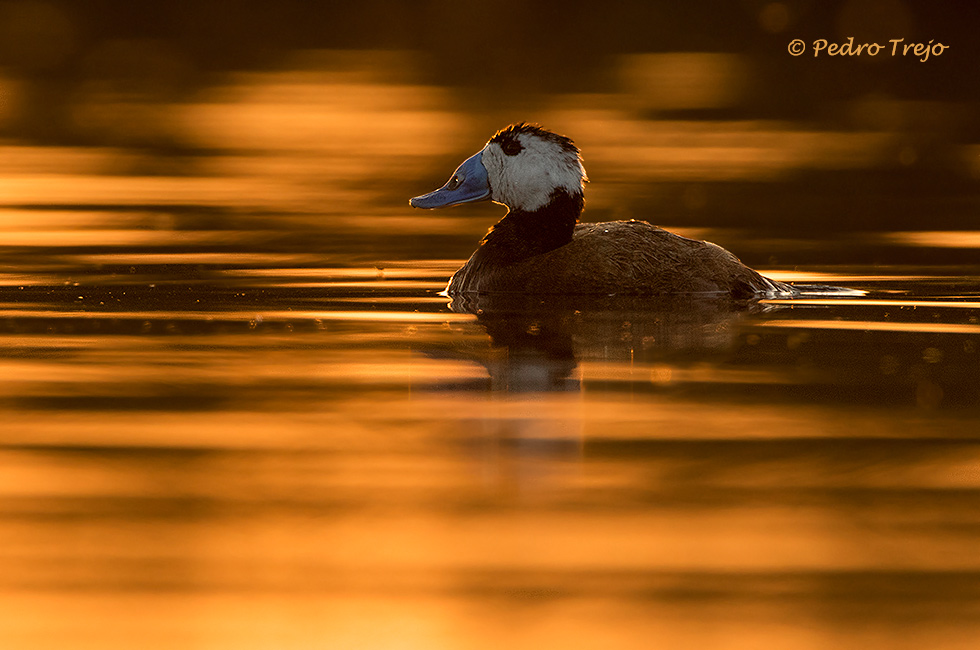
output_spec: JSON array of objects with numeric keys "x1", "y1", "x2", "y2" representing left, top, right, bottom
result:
[{"x1": 448, "y1": 219, "x2": 790, "y2": 298}]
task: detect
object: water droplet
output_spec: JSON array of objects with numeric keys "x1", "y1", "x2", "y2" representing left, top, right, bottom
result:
[
  {"x1": 922, "y1": 347, "x2": 943, "y2": 364},
  {"x1": 879, "y1": 355, "x2": 900, "y2": 375}
]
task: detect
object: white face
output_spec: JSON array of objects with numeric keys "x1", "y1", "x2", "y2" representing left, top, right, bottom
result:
[{"x1": 480, "y1": 132, "x2": 587, "y2": 212}]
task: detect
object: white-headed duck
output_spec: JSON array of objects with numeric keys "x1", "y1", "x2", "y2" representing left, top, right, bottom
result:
[{"x1": 411, "y1": 123, "x2": 792, "y2": 298}]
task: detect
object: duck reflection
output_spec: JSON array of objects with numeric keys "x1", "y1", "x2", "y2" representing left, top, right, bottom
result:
[
  {"x1": 444, "y1": 292, "x2": 980, "y2": 409},
  {"x1": 435, "y1": 294, "x2": 774, "y2": 495},
  {"x1": 446, "y1": 292, "x2": 767, "y2": 394}
]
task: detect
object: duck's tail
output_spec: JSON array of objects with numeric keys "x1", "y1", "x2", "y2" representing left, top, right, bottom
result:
[
  {"x1": 770, "y1": 282, "x2": 867, "y2": 298},
  {"x1": 757, "y1": 276, "x2": 798, "y2": 298},
  {"x1": 790, "y1": 284, "x2": 867, "y2": 297},
  {"x1": 758, "y1": 275, "x2": 866, "y2": 298}
]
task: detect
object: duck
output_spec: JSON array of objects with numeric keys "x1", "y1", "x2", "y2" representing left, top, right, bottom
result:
[{"x1": 410, "y1": 123, "x2": 793, "y2": 298}]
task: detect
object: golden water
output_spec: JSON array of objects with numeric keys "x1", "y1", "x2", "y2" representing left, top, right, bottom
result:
[{"x1": 1, "y1": 56, "x2": 979, "y2": 650}]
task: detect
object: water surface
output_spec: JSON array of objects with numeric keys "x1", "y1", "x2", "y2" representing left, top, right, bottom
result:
[{"x1": 1, "y1": 59, "x2": 980, "y2": 650}]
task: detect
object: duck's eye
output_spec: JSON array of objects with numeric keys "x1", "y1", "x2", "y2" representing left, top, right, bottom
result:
[
  {"x1": 501, "y1": 139, "x2": 522, "y2": 156},
  {"x1": 447, "y1": 174, "x2": 462, "y2": 190}
]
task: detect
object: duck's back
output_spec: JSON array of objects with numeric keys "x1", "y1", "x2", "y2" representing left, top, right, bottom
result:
[{"x1": 448, "y1": 219, "x2": 786, "y2": 297}]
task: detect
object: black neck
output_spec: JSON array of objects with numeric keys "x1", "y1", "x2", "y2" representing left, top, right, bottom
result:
[{"x1": 479, "y1": 189, "x2": 583, "y2": 263}]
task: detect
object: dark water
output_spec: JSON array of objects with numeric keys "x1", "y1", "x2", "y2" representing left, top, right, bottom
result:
[{"x1": 2, "y1": 62, "x2": 980, "y2": 650}]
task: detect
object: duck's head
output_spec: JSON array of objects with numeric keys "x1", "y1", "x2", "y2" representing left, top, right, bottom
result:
[{"x1": 410, "y1": 123, "x2": 587, "y2": 213}]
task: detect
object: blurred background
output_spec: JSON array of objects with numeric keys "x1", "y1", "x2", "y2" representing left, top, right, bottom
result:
[
  {"x1": 2, "y1": 2, "x2": 980, "y2": 650},
  {"x1": 1, "y1": 0, "x2": 978, "y2": 251}
]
